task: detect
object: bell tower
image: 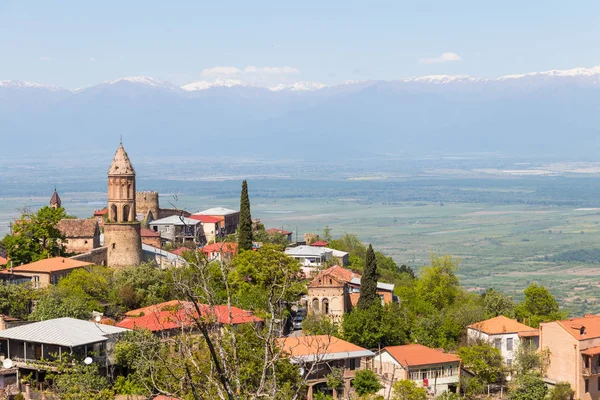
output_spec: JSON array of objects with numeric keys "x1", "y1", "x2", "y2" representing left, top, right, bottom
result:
[{"x1": 104, "y1": 142, "x2": 142, "y2": 267}]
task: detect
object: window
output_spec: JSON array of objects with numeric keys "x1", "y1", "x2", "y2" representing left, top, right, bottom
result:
[
  {"x1": 494, "y1": 338, "x2": 502, "y2": 350},
  {"x1": 597, "y1": 356, "x2": 600, "y2": 367},
  {"x1": 33, "y1": 276, "x2": 40, "y2": 289},
  {"x1": 585, "y1": 356, "x2": 591, "y2": 368},
  {"x1": 507, "y1": 338, "x2": 513, "y2": 351},
  {"x1": 585, "y1": 379, "x2": 589, "y2": 393},
  {"x1": 322, "y1": 298, "x2": 330, "y2": 314},
  {"x1": 348, "y1": 358, "x2": 356, "y2": 370}
]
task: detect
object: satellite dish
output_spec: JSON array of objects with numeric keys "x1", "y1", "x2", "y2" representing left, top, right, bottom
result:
[
  {"x1": 95, "y1": 316, "x2": 101, "y2": 323},
  {"x1": 83, "y1": 357, "x2": 93, "y2": 365},
  {"x1": 299, "y1": 367, "x2": 305, "y2": 376},
  {"x1": 2, "y1": 358, "x2": 13, "y2": 369}
]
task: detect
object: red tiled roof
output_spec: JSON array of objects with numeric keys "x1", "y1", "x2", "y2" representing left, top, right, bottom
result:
[
  {"x1": 170, "y1": 247, "x2": 192, "y2": 256},
  {"x1": 94, "y1": 208, "x2": 108, "y2": 216},
  {"x1": 189, "y1": 214, "x2": 224, "y2": 223},
  {"x1": 117, "y1": 300, "x2": 262, "y2": 331},
  {"x1": 57, "y1": 219, "x2": 98, "y2": 238},
  {"x1": 311, "y1": 241, "x2": 329, "y2": 247},
  {"x1": 278, "y1": 335, "x2": 368, "y2": 357},
  {"x1": 154, "y1": 396, "x2": 179, "y2": 400},
  {"x1": 0, "y1": 257, "x2": 92, "y2": 274},
  {"x1": 0, "y1": 256, "x2": 8, "y2": 266},
  {"x1": 309, "y1": 265, "x2": 359, "y2": 287},
  {"x1": 582, "y1": 346, "x2": 600, "y2": 356},
  {"x1": 383, "y1": 344, "x2": 461, "y2": 367},
  {"x1": 468, "y1": 316, "x2": 536, "y2": 335},
  {"x1": 553, "y1": 315, "x2": 600, "y2": 340},
  {"x1": 141, "y1": 227, "x2": 161, "y2": 237},
  {"x1": 202, "y1": 242, "x2": 238, "y2": 254},
  {"x1": 266, "y1": 228, "x2": 293, "y2": 235}
]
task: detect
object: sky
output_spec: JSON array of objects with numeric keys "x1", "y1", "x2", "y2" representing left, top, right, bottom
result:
[{"x1": 1, "y1": 0, "x2": 600, "y2": 89}]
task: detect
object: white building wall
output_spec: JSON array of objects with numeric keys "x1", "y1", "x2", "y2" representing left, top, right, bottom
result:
[{"x1": 467, "y1": 328, "x2": 520, "y2": 366}]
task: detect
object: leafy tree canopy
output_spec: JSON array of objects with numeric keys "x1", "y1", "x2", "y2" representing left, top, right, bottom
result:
[
  {"x1": 458, "y1": 343, "x2": 505, "y2": 385},
  {"x1": 353, "y1": 369, "x2": 382, "y2": 396},
  {"x1": 515, "y1": 283, "x2": 566, "y2": 327},
  {"x1": 392, "y1": 380, "x2": 427, "y2": 400},
  {"x1": 342, "y1": 303, "x2": 408, "y2": 349}
]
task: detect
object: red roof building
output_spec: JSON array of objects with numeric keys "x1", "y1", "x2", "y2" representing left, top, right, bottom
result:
[
  {"x1": 189, "y1": 215, "x2": 224, "y2": 224},
  {"x1": 310, "y1": 240, "x2": 329, "y2": 247},
  {"x1": 117, "y1": 300, "x2": 262, "y2": 332},
  {"x1": 201, "y1": 242, "x2": 238, "y2": 261}
]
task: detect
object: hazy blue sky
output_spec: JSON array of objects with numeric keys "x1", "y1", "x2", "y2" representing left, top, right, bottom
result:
[{"x1": 2, "y1": 0, "x2": 600, "y2": 88}]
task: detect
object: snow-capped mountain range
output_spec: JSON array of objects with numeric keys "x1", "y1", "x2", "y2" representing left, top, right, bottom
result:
[
  {"x1": 2, "y1": 64, "x2": 600, "y2": 160},
  {"x1": 4, "y1": 64, "x2": 600, "y2": 94}
]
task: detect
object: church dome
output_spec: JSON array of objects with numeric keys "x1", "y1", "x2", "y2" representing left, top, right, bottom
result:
[{"x1": 108, "y1": 143, "x2": 135, "y2": 175}]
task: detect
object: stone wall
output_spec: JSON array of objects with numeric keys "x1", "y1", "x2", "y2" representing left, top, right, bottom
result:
[
  {"x1": 71, "y1": 246, "x2": 108, "y2": 266},
  {"x1": 136, "y1": 191, "x2": 160, "y2": 221},
  {"x1": 104, "y1": 223, "x2": 142, "y2": 267}
]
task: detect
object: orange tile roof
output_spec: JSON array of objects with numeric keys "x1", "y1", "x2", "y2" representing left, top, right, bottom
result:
[
  {"x1": 0, "y1": 256, "x2": 8, "y2": 266},
  {"x1": 554, "y1": 315, "x2": 600, "y2": 340},
  {"x1": 278, "y1": 335, "x2": 368, "y2": 357},
  {"x1": 468, "y1": 315, "x2": 536, "y2": 335},
  {"x1": 154, "y1": 396, "x2": 179, "y2": 400},
  {"x1": 582, "y1": 346, "x2": 600, "y2": 356},
  {"x1": 308, "y1": 265, "x2": 359, "y2": 287},
  {"x1": 2, "y1": 257, "x2": 92, "y2": 274},
  {"x1": 383, "y1": 344, "x2": 461, "y2": 367},
  {"x1": 202, "y1": 242, "x2": 238, "y2": 254},
  {"x1": 266, "y1": 228, "x2": 293, "y2": 235},
  {"x1": 170, "y1": 247, "x2": 192, "y2": 256},
  {"x1": 94, "y1": 208, "x2": 108, "y2": 216},
  {"x1": 311, "y1": 240, "x2": 329, "y2": 247},
  {"x1": 189, "y1": 215, "x2": 224, "y2": 224},
  {"x1": 141, "y1": 227, "x2": 161, "y2": 237},
  {"x1": 118, "y1": 300, "x2": 262, "y2": 331}
]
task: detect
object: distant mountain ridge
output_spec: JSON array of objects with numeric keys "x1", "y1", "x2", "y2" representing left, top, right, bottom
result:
[{"x1": 2, "y1": 65, "x2": 600, "y2": 160}]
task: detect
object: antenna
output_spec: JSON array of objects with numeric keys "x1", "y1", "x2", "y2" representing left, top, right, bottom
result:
[{"x1": 120, "y1": 134, "x2": 123, "y2": 145}]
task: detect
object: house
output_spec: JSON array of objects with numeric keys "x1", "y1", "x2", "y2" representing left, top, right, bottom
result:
[
  {"x1": 323, "y1": 247, "x2": 349, "y2": 266},
  {"x1": 266, "y1": 228, "x2": 294, "y2": 242},
  {"x1": 142, "y1": 244, "x2": 187, "y2": 269},
  {"x1": 0, "y1": 367, "x2": 18, "y2": 396},
  {"x1": 467, "y1": 315, "x2": 539, "y2": 367},
  {"x1": 148, "y1": 216, "x2": 203, "y2": 245},
  {"x1": 0, "y1": 317, "x2": 129, "y2": 371},
  {"x1": 0, "y1": 257, "x2": 93, "y2": 289},
  {"x1": 311, "y1": 241, "x2": 329, "y2": 247},
  {"x1": 201, "y1": 242, "x2": 238, "y2": 262},
  {"x1": 189, "y1": 214, "x2": 225, "y2": 244},
  {"x1": 93, "y1": 208, "x2": 108, "y2": 227},
  {"x1": 307, "y1": 265, "x2": 395, "y2": 321},
  {"x1": 540, "y1": 314, "x2": 600, "y2": 399},
  {"x1": 116, "y1": 300, "x2": 263, "y2": 334},
  {"x1": 373, "y1": 344, "x2": 461, "y2": 397},
  {"x1": 278, "y1": 335, "x2": 374, "y2": 400},
  {"x1": 56, "y1": 219, "x2": 101, "y2": 254},
  {"x1": 0, "y1": 315, "x2": 22, "y2": 331},
  {"x1": 141, "y1": 227, "x2": 162, "y2": 248},
  {"x1": 0, "y1": 255, "x2": 8, "y2": 267},
  {"x1": 285, "y1": 245, "x2": 333, "y2": 267},
  {"x1": 194, "y1": 207, "x2": 239, "y2": 235}
]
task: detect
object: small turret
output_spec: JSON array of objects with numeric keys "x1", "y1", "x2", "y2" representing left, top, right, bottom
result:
[{"x1": 50, "y1": 188, "x2": 61, "y2": 209}]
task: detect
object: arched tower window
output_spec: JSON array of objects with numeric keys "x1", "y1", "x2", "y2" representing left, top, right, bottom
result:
[
  {"x1": 123, "y1": 205, "x2": 130, "y2": 222},
  {"x1": 110, "y1": 204, "x2": 118, "y2": 222},
  {"x1": 311, "y1": 298, "x2": 320, "y2": 313},
  {"x1": 322, "y1": 298, "x2": 330, "y2": 315}
]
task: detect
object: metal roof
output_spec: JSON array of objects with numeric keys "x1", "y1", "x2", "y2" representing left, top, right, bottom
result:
[
  {"x1": 285, "y1": 246, "x2": 332, "y2": 257},
  {"x1": 290, "y1": 350, "x2": 375, "y2": 364},
  {"x1": 0, "y1": 317, "x2": 129, "y2": 347},
  {"x1": 349, "y1": 277, "x2": 395, "y2": 292},
  {"x1": 322, "y1": 247, "x2": 349, "y2": 258},
  {"x1": 195, "y1": 207, "x2": 238, "y2": 216},
  {"x1": 148, "y1": 215, "x2": 201, "y2": 226},
  {"x1": 142, "y1": 244, "x2": 186, "y2": 263}
]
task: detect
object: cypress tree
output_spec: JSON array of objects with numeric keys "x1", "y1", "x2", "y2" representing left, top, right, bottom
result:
[
  {"x1": 357, "y1": 244, "x2": 379, "y2": 310},
  {"x1": 238, "y1": 180, "x2": 253, "y2": 251}
]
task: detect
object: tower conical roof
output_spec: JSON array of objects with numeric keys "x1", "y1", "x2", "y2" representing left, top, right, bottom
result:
[
  {"x1": 50, "y1": 188, "x2": 61, "y2": 206},
  {"x1": 108, "y1": 143, "x2": 135, "y2": 175}
]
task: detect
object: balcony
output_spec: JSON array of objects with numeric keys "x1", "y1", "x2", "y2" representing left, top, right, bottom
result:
[{"x1": 582, "y1": 366, "x2": 600, "y2": 376}]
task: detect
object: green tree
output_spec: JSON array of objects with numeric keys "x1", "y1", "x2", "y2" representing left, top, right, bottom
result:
[
  {"x1": 482, "y1": 288, "x2": 516, "y2": 318},
  {"x1": 3, "y1": 206, "x2": 67, "y2": 265},
  {"x1": 508, "y1": 373, "x2": 547, "y2": 400},
  {"x1": 357, "y1": 244, "x2": 378, "y2": 310},
  {"x1": 29, "y1": 286, "x2": 96, "y2": 321},
  {"x1": 342, "y1": 303, "x2": 408, "y2": 349},
  {"x1": 398, "y1": 264, "x2": 415, "y2": 279},
  {"x1": 547, "y1": 382, "x2": 574, "y2": 400},
  {"x1": 49, "y1": 357, "x2": 113, "y2": 400},
  {"x1": 58, "y1": 266, "x2": 113, "y2": 304},
  {"x1": 515, "y1": 283, "x2": 566, "y2": 327},
  {"x1": 238, "y1": 179, "x2": 253, "y2": 251},
  {"x1": 0, "y1": 283, "x2": 34, "y2": 319},
  {"x1": 353, "y1": 369, "x2": 382, "y2": 396},
  {"x1": 325, "y1": 367, "x2": 344, "y2": 393},
  {"x1": 513, "y1": 342, "x2": 550, "y2": 377},
  {"x1": 110, "y1": 262, "x2": 173, "y2": 312},
  {"x1": 302, "y1": 312, "x2": 339, "y2": 336},
  {"x1": 458, "y1": 343, "x2": 505, "y2": 385},
  {"x1": 391, "y1": 380, "x2": 427, "y2": 400}
]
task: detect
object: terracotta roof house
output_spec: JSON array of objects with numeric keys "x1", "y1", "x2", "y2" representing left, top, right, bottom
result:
[
  {"x1": 306, "y1": 265, "x2": 395, "y2": 322},
  {"x1": 266, "y1": 228, "x2": 294, "y2": 242},
  {"x1": 141, "y1": 227, "x2": 162, "y2": 248},
  {"x1": 311, "y1": 240, "x2": 329, "y2": 247},
  {"x1": 57, "y1": 219, "x2": 101, "y2": 254},
  {"x1": 467, "y1": 316, "x2": 538, "y2": 366},
  {"x1": 117, "y1": 300, "x2": 262, "y2": 333},
  {"x1": 201, "y1": 242, "x2": 238, "y2": 262},
  {"x1": 194, "y1": 207, "x2": 240, "y2": 235},
  {"x1": 278, "y1": 335, "x2": 374, "y2": 400},
  {"x1": 0, "y1": 257, "x2": 92, "y2": 289},
  {"x1": 374, "y1": 344, "x2": 461, "y2": 397},
  {"x1": 189, "y1": 214, "x2": 225, "y2": 244},
  {"x1": 93, "y1": 208, "x2": 108, "y2": 227},
  {"x1": 540, "y1": 314, "x2": 600, "y2": 399},
  {"x1": 0, "y1": 255, "x2": 8, "y2": 267}
]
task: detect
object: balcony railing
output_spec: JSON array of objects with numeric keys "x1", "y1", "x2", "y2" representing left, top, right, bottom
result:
[{"x1": 582, "y1": 366, "x2": 600, "y2": 376}]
